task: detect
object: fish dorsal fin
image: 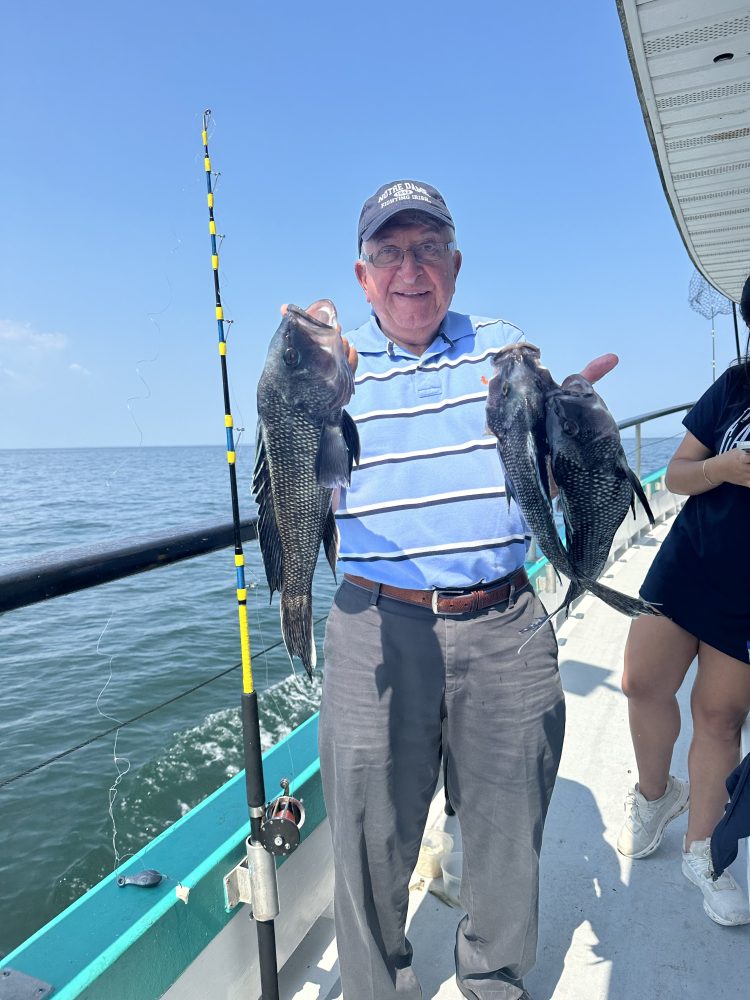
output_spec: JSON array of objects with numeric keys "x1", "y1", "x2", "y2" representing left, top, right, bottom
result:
[
  {"x1": 316, "y1": 418, "x2": 358, "y2": 488},
  {"x1": 253, "y1": 425, "x2": 283, "y2": 596},
  {"x1": 625, "y1": 465, "x2": 656, "y2": 526},
  {"x1": 322, "y1": 505, "x2": 339, "y2": 579}
]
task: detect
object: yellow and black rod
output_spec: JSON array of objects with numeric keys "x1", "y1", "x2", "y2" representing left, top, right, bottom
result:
[{"x1": 202, "y1": 109, "x2": 280, "y2": 1000}]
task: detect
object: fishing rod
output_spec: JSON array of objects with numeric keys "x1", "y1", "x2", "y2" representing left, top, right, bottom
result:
[{"x1": 201, "y1": 109, "x2": 303, "y2": 1000}]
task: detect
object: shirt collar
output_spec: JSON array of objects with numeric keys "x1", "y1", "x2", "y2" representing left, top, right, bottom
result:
[{"x1": 352, "y1": 310, "x2": 472, "y2": 359}]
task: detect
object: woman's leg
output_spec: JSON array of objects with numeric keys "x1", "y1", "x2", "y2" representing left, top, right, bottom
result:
[
  {"x1": 621, "y1": 614, "x2": 698, "y2": 799},
  {"x1": 685, "y1": 642, "x2": 750, "y2": 845}
]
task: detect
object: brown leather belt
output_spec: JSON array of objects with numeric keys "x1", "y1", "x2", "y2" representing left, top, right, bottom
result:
[{"x1": 343, "y1": 567, "x2": 529, "y2": 615}]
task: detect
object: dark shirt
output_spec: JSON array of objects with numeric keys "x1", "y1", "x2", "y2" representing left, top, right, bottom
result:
[{"x1": 640, "y1": 365, "x2": 750, "y2": 663}]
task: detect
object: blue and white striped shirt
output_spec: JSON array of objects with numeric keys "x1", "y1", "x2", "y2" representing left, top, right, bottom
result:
[{"x1": 336, "y1": 311, "x2": 529, "y2": 589}]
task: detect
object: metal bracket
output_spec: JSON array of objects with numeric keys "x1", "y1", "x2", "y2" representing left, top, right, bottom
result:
[
  {"x1": 0, "y1": 967, "x2": 54, "y2": 999},
  {"x1": 223, "y1": 856, "x2": 253, "y2": 912}
]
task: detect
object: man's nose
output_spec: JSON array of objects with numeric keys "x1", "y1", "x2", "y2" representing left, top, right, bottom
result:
[{"x1": 396, "y1": 250, "x2": 423, "y2": 280}]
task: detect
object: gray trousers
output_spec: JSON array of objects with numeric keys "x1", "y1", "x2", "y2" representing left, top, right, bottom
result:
[{"x1": 319, "y1": 579, "x2": 564, "y2": 1000}]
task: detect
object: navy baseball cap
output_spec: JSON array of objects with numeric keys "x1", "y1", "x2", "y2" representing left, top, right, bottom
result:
[{"x1": 357, "y1": 180, "x2": 454, "y2": 251}]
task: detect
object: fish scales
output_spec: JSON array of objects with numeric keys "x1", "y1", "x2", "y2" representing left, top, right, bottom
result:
[
  {"x1": 546, "y1": 375, "x2": 657, "y2": 618},
  {"x1": 254, "y1": 301, "x2": 359, "y2": 678},
  {"x1": 258, "y1": 398, "x2": 332, "y2": 609},
  {"x1": 485, "y1": 343, "x2": 577, "y2": 583},
  {"x1": 555, "y1": 438, "x2": 635, "y2": 579},
  {"x1": 486, "y1": 345, "x2": 658, "y2": 628}
]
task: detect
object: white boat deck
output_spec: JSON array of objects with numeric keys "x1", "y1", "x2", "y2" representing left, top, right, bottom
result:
[{"x1": 281, "y1": 514, "x2": 750, "y2": 999}]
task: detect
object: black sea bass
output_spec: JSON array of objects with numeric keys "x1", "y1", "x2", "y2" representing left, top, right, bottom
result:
[
  {"x1": 254, "y1": 301, "x2": 360, "y2": 678},
  {"x1": 546, "y1": 374, "x2": 656, "y2": 615},
  {"x1": 485, "y1": 343, "x2": 657, "y2": 622},
  {"x1": 485, "y1": 343, "x2": 575, "y2": 580}
]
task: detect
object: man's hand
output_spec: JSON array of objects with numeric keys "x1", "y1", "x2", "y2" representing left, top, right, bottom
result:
[
  {"x1": 578, "y1": 353, "x2": 619, "y2": 384},
  {"x1": 342, "y1": 336, "x2": 358, "y2": 375}
]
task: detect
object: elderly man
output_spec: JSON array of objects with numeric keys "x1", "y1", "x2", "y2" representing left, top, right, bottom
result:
[{"x1": 319, "y1": 180, "x2": 613, "y2": 1000}]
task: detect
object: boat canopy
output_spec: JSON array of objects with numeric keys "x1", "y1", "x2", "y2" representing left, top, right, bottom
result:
[{"x1": 618, "y1": 0, "x2": 750, "y2": 302}]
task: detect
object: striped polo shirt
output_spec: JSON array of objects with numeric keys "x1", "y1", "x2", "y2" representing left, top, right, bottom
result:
[{"x1": 336, "y1": 310, "x2": 529, "y2": 589}]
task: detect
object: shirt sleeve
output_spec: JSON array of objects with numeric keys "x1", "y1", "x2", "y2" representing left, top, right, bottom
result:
[{"x1": 683, "y1": 371, "x2": 729, "y2": 452}]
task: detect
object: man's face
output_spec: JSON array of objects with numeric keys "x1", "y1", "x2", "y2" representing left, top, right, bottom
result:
[{"x1": 354, "y1": 220, "x2": 462, "y2": 353}]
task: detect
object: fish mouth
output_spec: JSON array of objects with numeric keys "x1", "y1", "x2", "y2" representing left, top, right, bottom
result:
[
  {"x1": 286, "y1": 300, "x2": 340, "y2": 336},
  {"x1": 284, "y1": 300, "x2": 345, "y2": 359},
  {"x1": 492, "y1": 341, "x2": 542, "y2": 363},
  {"x1": 490, "y1": 342, "x2": 551, "y2": 379},
  {"x1": 280, "y1": 300, "x2": 353, "y2": 407},
  {"x1": 559, "y1": 374, "x2": 594, "y2": 394},
  {"x1": 495, "y1": 340, "x2": 542, "y2": 354}
]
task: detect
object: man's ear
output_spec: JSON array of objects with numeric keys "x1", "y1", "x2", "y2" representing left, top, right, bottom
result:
[{"x1": 355, "y1": 260, "x2": 371, "y2": 303}]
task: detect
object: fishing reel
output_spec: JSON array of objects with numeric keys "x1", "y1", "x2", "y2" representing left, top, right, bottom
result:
[{"x1": 259, "y1": 778, "x2": 305, "y2": 857}]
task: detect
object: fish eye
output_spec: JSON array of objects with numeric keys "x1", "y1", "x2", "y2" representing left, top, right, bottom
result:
[
  {"x1": 563, "y1": 419, "x2": 578, "y2": 435},
  {"x1": 283, "y1": 346, "x2": 300, "y2": 367}
]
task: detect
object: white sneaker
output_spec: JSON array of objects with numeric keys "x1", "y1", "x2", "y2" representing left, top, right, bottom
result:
[
  {"x1": 682, "y1": 837, "x2": 750, "y2": 926},
  {"x1": 617, "y1": 775, "x2": 689, "y2": 858}
]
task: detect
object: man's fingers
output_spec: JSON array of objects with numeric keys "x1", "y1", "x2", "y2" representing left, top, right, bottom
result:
[
  {"x1": 578, "y1": 353, "x2": 619, "y2": 384},
  {"x1": 342, "y1": 337, "x2": 358, "y2": 374}
]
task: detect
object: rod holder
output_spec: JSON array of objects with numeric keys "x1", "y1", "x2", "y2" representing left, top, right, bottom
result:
[{"x1": 246, "y1": 838, "x2": 280, "y2": 922}]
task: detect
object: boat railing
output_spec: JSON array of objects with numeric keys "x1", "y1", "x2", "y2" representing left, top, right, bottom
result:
[
  {"x1": 524, "y1": 403, "x2": 695, "y2": 578},
  {"x1": 0, "y1": 518, "x2": 260, "y2": 614},
  {"x1": 0, "y1": 404, "x2": 695, "y2": 617},
  {"x1": 618, "y1": 402, "x2": 696, "y2": 480}
]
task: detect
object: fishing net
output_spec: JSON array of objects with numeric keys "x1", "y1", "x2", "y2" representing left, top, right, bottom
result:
[
  {"x1": 688, "y1": 271, "x2": 732, "y2": 380},
  {"x1": 688, "y1": 271, "x2": 732, "y2": 321}
]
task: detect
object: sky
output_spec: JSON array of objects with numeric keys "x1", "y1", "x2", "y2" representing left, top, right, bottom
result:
[{"x1": 1, "y1": 0, "x2": 744, "y2": 451}]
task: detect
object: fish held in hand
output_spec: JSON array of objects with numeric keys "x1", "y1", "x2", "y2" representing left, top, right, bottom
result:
[
  {"x1": 254, "y1": 300, "x2": 360, "y2": 678},
  {"x1": 485, "y1": 344, "x2": 658, "y2": 625},
  {"x1": 546, "y1": 374, "x2": 657, "y2": 618},
  {"x1": 485, "y1": 343, "x2": 575, "y2": 582}
]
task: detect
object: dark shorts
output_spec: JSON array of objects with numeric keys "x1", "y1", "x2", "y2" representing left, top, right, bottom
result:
[{"x1": 641, "y1": 559, "x2": 750, "y2": 666}]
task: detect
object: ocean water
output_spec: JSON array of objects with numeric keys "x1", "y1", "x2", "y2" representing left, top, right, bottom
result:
[{"x1": 0, "y1": 436, "x2": 681, "y2": 954}]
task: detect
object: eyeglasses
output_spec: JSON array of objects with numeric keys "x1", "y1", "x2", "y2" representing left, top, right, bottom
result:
[{"x1": 361, "y1": 241, "x2": 456, "y2": 269}]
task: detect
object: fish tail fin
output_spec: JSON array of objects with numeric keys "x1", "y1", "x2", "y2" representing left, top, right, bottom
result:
[
  {"x1": 518, "y1": 579, "x2": 583, "y2": 653},
  {"x1": 556, "y1": 579, "x2": 585, "y2": 618},
  {"x1": 583, "y1": 577, "x2": 660, "y2": 619},
  {"x1": 280, "y1": 593, "x2": 317, "y2": 680}
]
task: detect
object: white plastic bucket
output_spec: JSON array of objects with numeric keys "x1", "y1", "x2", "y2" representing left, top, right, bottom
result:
[
  {"x1": 441, "y1": 851, "x2": 463, "y2": 899},
  {"x1": 415, "y1": 829, "x2": 454, "y2": 878}
]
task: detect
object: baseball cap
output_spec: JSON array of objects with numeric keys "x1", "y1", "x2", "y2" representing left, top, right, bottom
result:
[{"x1": 357, "y1": 180, "x2": 454, "y2": 251}]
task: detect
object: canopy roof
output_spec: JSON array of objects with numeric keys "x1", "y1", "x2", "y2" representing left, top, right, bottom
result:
[{"x1": 618, "y1": 0, "x2": 750, "y2": 302}]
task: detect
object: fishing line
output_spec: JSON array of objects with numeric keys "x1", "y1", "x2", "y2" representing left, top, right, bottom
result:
[
  {"x1": 90, "y1": 217, "x2": 180, "y2": 867},
  {"x1": 0, "y1": 621, "x2": 330, "y2": 790},
  {"x1": 246, "y1": 569, "x2": 310, "y2": 785},
  {"x1": 94, "y1": 616, "x2": 131, "y2": 867}
]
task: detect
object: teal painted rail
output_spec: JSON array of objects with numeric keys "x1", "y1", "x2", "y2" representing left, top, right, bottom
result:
[{"x1": 0, "y1": 714, "x2": 323, "y2": 1000}]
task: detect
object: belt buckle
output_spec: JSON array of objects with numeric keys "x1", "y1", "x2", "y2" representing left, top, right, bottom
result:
[{"x1": 431, "y1": 588, "x2": 467, "y2": 615}]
